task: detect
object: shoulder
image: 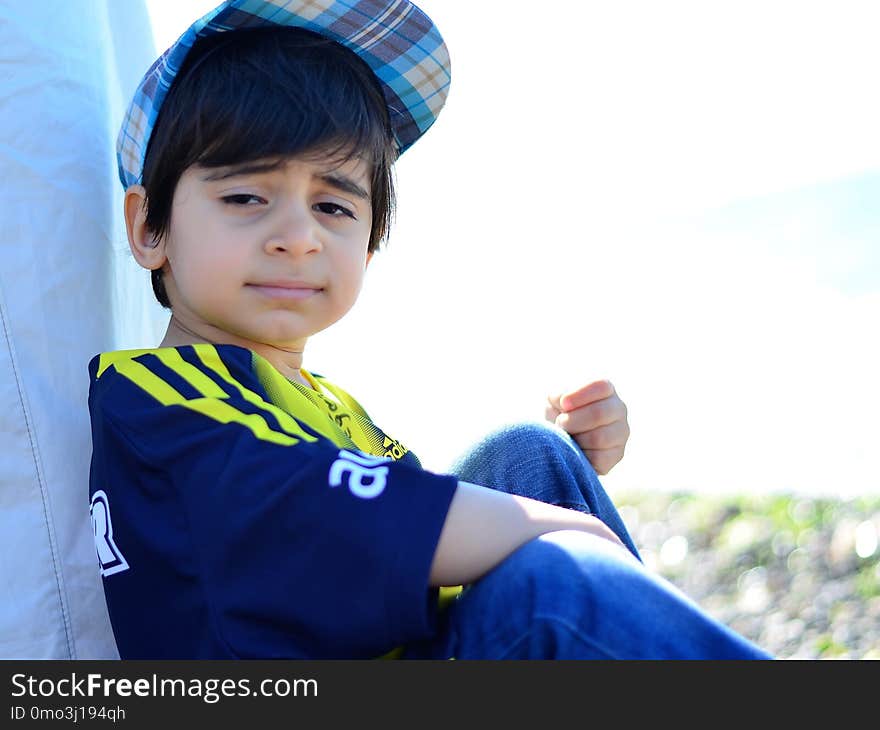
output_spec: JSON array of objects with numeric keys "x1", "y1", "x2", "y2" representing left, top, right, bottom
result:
[
  {"x1": 89, "y1": 344, "x2": 328, "y2": 455},
  {"x1": 91, "y1": 344, "x2": 257, "y2": 395},
  {"x1": 88, "y1": 344, "x2": 263, "y2": 429}
]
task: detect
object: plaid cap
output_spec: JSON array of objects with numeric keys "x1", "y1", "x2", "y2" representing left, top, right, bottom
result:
[{"x1": 117, "y1": 0, "x2": 451, "y2": 189}]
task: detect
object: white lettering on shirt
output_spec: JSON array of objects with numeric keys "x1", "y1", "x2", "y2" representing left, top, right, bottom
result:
[
  {"x1": 328, "y1": 450, "x2": 389, "y2": 499},
  {"x1": 90, "y1": 490, "x2": 130, "y2": 577}
]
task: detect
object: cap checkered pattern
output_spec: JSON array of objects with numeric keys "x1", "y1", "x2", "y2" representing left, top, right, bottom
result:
[{"x1": 117, "y1": 0, "x2": 451, "y2": 188}]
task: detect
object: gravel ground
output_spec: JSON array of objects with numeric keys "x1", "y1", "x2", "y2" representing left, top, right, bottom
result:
[{"x1": 614, "y1": 490, "x2": 880, "y2": 659}]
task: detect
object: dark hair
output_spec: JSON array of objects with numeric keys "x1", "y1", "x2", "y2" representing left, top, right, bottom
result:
[{"x1": 140, "y1": 27, "x2": 398, "y2": 308}]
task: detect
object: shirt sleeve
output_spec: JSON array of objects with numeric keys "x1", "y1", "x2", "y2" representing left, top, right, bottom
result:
[{"x1": 89, "y1": 355, "x2": 458, "y2": 659}]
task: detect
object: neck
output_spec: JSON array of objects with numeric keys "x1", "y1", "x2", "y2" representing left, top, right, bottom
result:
[{"x1": 159, "y1": 315, "x2": 310, "y2": 385}]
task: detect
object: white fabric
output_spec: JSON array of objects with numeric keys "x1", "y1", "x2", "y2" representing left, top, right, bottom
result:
[{"x1": 0, "y1": 0, "x2": 167, "y2": 658}]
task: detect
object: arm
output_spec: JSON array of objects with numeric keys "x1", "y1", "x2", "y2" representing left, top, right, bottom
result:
[{"x1": 429, "y1": 480, "x2": 627, "y2": 586}]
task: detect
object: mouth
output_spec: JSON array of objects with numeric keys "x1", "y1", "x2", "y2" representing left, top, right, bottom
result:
[{"x1": 246, "y1": 282, "x2": 323, "y2": 301}]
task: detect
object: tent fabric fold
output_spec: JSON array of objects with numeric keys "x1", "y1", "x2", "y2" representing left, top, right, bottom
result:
[{"x1": 0, "y1": 0, "x2": 167, "y2": 659}]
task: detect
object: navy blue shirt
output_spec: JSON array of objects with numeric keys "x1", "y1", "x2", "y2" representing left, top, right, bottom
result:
[{"x1": 87, "y1": 344, "x2": 458, "y2": 659}]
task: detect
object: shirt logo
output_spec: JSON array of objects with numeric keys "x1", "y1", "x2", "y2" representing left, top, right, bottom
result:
[
  {"x1": 90, "y1": 490, "x2": 130, "y2": 577},
  {"x1": 328, "y1": 449, "x2": 389, "y2": 499}
]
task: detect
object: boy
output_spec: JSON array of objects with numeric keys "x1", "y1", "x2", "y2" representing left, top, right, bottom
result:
[{"x1": 89, "y1": 0, "x2": 770, "y2": 659}]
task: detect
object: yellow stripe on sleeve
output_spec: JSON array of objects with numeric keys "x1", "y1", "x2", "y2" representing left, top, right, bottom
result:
[
  {"x1": 190, "y1": 344, "x2": 321, "y2": 444},
  {"x1": 96, "y1": 350, "x2": 159, "y2": 378},
  {"x1": 152, "y1": 348, "x2": 229, "y2": 399},
  {"x1": 112, "y1": 358, "x2": 185, "y2": 407},
  {"x1": 112, "y1": 358, "x2": 300, "y2": 447},
  {"x1": 179, "y1": 398, "x2": 300, "y2": 446}
]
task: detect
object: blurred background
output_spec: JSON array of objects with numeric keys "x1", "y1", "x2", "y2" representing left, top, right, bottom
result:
[{"x1": 143, "y1": 0, "x2": 880, "y2": 657}]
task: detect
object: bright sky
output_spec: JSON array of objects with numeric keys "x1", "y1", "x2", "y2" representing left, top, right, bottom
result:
[{"x1": 144, "y1": 0, "x2": 880, "y2": 497}]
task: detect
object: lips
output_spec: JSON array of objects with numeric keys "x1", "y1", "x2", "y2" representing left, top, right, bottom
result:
[{"x1": 246, "y1": 281, "x2": 323, "y2": 300}]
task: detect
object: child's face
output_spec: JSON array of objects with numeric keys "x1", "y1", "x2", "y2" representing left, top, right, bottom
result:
[{"x1": 157, "y1": 153, "x2": 373, "y2": 350}]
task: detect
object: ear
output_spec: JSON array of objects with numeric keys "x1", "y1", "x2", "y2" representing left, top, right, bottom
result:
[
  {"x1": 123, "y1": 185, "x2": 166, "y2": 271},
  {"x1": 365, "y1": 250, "x2": 374, "y2": 270}
]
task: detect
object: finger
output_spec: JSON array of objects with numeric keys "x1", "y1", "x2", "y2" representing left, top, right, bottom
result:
[
  {"x1": 570, "y1": 419, "x2": 630, "y2": 452},
  {"x1": 555, "y1": 394, "x2": 626, "y2": 434},
  {"x1": 583, "y1": 445, "x2": 626, "y2": 476},
  {"x1": 545, "y1": 401, "x2": 561, "y2": 423},
  {"x1": 559, "y1": 380, "x2": 616, "y2": 412}
]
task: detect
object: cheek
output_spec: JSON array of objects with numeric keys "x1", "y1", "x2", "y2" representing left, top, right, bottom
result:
[
  {"x1": 336, "y1": 253, "x2": 368, "y2": 296},
  {"x1": 168, "y1": 237, "x2": 243, "y2": 298},
  {"x1": 318, "y1": 255, "x2": 364, "y2": 318}
]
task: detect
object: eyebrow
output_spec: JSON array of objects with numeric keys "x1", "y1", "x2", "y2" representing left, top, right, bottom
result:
[
  {"x1": 318, "y1": 173, "x2": 370, "y2": 201},
  {"x1": 201, "y1": 162, "x2": 370, "y2": 200},
  {"x1": 201, "y1": 160, "x2": 287, "y2": 181}
]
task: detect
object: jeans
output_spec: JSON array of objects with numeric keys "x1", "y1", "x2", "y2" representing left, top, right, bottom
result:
[{"x1": 404, "y1": 421, "x2": 772, "y2": 660}]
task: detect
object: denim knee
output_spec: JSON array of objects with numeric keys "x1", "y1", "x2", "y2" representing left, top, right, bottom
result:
[
  {"x1": 449, "y1": 420, "x2": 576, "y2": 471},
  {"x1": 446, "y1": 420, "x2": 642, "y2": 560},
  {"x1": 447, "y1": 420, "x2": 591, "y2": 505}
]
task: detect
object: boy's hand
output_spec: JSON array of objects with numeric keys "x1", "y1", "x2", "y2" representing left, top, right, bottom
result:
[{"x1": 546, "y1": 380, "x2": 630, "y2": 475}]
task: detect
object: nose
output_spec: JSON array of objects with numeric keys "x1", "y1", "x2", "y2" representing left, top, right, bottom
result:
[{"x1": 264, "y1": 203, "x2": 322, "y2": 257}]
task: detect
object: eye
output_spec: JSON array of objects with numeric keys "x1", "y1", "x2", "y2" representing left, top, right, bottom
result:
[
  {"x1": 314, "y1": 202, "x2": 356, "y2": 219},
  {"x1": 221, "y1": 194, "x2": 266, "y2": 206}
]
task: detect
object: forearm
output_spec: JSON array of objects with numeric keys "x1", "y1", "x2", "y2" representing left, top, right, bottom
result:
[{"x1": 428, "y1": 480, "x2": 626, "y2": 586}]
